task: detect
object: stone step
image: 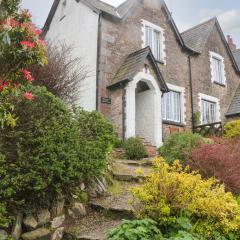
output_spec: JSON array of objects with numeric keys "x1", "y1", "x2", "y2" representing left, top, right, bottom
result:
[
  {"x1": 116, "y1": 158, "x2": 153, "y2": 167},
  {"x1": 89, "y1": 181, "x2": 137, "y2": 219},
  {"x1": 112, "y1": 162, "x2": 151, "y2": 182},
  {"x1": 64, "y1": 210, "x2": 122, "y2": 240}
]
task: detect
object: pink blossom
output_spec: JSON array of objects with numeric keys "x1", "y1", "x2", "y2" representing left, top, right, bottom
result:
[
  {"x1": 20, "y1": 41, "x2": 35, "y2": 49},
  {"x1": 23, "y1": 92, "x2": 34, "y2": 100}
]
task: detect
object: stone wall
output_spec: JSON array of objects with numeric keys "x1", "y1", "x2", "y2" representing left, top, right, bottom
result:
[
  {"x1": 98, "y1": 0, "x2": 191, "y2": 139},
  {"x1": 190, "y1": 25, "x2": 240, "y2": 124}
]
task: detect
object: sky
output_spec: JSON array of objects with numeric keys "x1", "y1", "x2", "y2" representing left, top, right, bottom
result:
[{"x1": 21, "y1": 0, "x2": 240, "y2": 47}]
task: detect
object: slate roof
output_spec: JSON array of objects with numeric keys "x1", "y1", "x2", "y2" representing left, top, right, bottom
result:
[
  {"x1": 181, "y1": 18, "x2": 216, "y2": 53},
  {"x1": 226, "y1": 86, "x2": 240, "y2": 117},
  {"x1": 108, "y1": 47, "x2": 168, "y2": 92},
  {"x1": 233, "y1": 49, "x2": 240, "y2": 69}
]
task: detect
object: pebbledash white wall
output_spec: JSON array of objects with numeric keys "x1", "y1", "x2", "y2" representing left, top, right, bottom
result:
[
  {"x1": 45, "y1": 0, "x2": 99, "y2": 111},
  {"x1": 125, "y1": 70, "x2": 163, "y2": 147}
]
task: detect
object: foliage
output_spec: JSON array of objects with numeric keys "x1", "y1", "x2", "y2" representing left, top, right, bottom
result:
[
  {"x1": 0, "y1": 0, "x2": 47, "y2": 127},
  {"x1": 32, "y1": 42, "x2": 89, "y2": 104},
  {"x1": 107, "y1": 219, "x2": 162, "y2": 240},
  {"x1": 124, "y1": 137, "x2": 148, "y2": 160},
  {"x1": 189, "y1": 138, "x2": 240, "y2": 194},
  {"x1": 0, "y1": 85, "x2": 115, "y2": 212},
  {"x1": 193, "y1": 111, "x2": 201, "y2": 126},
  {"x1": 132, "y1": 158, "x2": 240, "y2": 239},
  {"x1": 224, "y1": 120, "x2": 240, "y2": 138},
  {"x1": 158, "y1": 132, "x2": 203, "y2": 164},
  {"x1": 73, "y1": 108, "x2": 116, "y2": 177}
]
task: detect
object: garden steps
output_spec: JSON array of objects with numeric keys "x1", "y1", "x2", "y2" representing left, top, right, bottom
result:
[
  {"x1": 65, "y1": 158, "x2": 153, "y2": 239},
  {"x1": 64, "y1": 210, "x2": 122, "y2": 240},
  {"x1": 112, "y1": 161, "x2": 152, "y2": 182}
]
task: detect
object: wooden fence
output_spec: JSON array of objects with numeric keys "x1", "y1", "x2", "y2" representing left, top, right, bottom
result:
[{"x1": 194, "y1": 122, "x2": 223, "y2": 137}]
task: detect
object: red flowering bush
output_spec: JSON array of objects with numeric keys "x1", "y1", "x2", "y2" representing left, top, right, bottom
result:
[
  {"x1": 189, "y1": 138, "x2": 240, "y2": 194},
  {"x1": 0, "y1": 0, "x2": 47, "y2": 127}
]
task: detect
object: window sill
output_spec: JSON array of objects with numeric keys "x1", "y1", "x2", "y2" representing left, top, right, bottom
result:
[
  {"x1": 156, "y1": 59, "x2": 165, "y2": 65},
  {"x1": 163, "y1": 120, "x2": 186, "y2": 127},
  {"x1": 213, "y1": 81, "x2": 226, "y2": 87}
]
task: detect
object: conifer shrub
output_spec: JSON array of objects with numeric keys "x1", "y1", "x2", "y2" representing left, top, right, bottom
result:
[
  {"x1": 224, "y1": 120, "x2": 240, "y2": 138},
  {"x1": 124, "y1": 137, "x2": 148, "y2": 160},
  {"x1": 0, "y1": 85, "x2": 115, "y2": 212},
  {"x1": 158, "y1": 132, "x2": 204, "y2": 164},
  {"x1": 189, "y1": 138, "x2": 240, "y2": 194},
  {"x1": 131, "y1": 158, "x2": 240, "y2": 239}
]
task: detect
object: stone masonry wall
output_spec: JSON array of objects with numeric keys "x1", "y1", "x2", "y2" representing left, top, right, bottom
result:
[
  {"x1": 191, "y1": 25, "x2": 240, "y2": 124},
  {"x1": 98, "y1": 0, "x2": 191, "y2": 138}
]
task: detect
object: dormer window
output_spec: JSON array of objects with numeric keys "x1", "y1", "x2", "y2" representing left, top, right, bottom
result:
[
  {"x1": 209, "y1": 51, "x2": 226, "y2": 86},
  {"x1": 60, "y1": 0, "x2": 67, "y2": 21},
  {"x1": 142, "y1": 20, "x2": 165, "y2": 63}
]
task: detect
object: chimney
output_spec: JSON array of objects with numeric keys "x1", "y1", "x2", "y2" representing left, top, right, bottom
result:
[{"x1": 227, "y1": 35, "x2": 237, "y2": 51}]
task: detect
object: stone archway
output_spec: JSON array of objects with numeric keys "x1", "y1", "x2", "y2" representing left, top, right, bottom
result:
[{"x1": 125, "y1": 71, "x2": 162, "y2": 147}]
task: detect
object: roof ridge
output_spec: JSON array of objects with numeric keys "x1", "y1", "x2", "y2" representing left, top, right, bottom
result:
[{"x1": 181, "y1": 17, "x2": 216, "y2": 35}]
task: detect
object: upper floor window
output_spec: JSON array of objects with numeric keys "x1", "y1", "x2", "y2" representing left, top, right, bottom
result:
[
  {"x1": 209, "y1": 51, "x2": 226, "y2": 86},
  {"x1": 162, "y1": 84, "x2": 185, "y2": 124},
  {"x1": 142, "y1": 20, "x2": 165, "y2": 63}
]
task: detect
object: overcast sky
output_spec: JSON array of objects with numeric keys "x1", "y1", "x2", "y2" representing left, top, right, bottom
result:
[{"x1": 21, "y1": 0, "x2": 240, "y2": 47}]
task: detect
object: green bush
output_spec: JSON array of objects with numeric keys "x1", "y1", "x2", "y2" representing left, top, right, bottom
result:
[
  {"x1": 124, "y1": 137, "x2": 148, "y2": 160},
  {"x1": 159, "y1": 132, "x2": 203, "y2": 164},
  {"x1": 0, "y1": 85, "x2": 115, "y2": 212},
  {"x1": 73, "y1": 108, "x2": 116, "y2": 177},
  {"x1": 224, "y1": 120, "x2": 240, "y2": 138},
  {"x1": 107, "y1": 219, "x2": 162, "y2": 240}
]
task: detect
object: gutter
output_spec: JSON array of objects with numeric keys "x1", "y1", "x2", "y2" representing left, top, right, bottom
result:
[
  {"x1": 188, "y1": 54, "x2": 195, "y2": 133},
  {"x1": 96, "y1": 12, "x2": 103, "y2": 111}
]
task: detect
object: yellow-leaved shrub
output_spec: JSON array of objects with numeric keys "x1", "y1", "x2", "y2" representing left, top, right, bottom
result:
[
  {"x1": 131, "y1": 158, "x2": 240, "y2": 238},
  {"x1": 224, "y1": 120, "x2": 240, "y2": 138}
]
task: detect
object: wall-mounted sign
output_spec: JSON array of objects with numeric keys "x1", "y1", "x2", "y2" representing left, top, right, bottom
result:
[{"x1": 101, "y1": 97, "x2": 111, "y2": 105}]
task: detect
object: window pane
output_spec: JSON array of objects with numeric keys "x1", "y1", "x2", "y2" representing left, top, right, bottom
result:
[
  {"x1": 201, "y1": 100, "x2": 217, "y2": 124},
  {"x1": 162, "y1": 91, "x2": 181, "y2": 122},
  {"x1": 212, "y1": 57, "x2": 223, "y2": 84}
]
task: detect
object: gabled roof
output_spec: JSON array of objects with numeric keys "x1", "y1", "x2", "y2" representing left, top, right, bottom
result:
[
  {"x1": 108, "y1": 47, "x2": 168, "y2": 92},
  {"x1": 43, "y1": 0, "x2": 195, "y2": 52},
  {"x1": 181, "y1": 17, "x2": 240, "y2": 72},
  {"x1": 233, "y1": 49, "x2": 240, "y2": 69},
  {"x1": 181, "y1": 18, "x2": 216, "y2": 53},
  {"x1": 226, "y1": 86, "x2": 240, "y2": 117}
]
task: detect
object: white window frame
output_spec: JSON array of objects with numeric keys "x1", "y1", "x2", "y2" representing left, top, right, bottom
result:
[
  {"x1": 162, "y1": 83, "x2": 186, "y2": 124},
  {"x1": 199, "y1": 93, "x2": 220, "y2": 124},
  {"x1": 209, "y1": 51, "x2": 226, "y2": 86},
  {"x1": 141, "y1": 19, "x2": 166, "y2": 64}
]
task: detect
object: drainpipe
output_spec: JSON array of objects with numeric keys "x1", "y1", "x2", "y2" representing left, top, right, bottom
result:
[
  {"x1": 122, "y1": 84, "x2": 126, "y2": 140},
  {"x1": 96, "y1": 12, "x2": 103, "y2": 111},
  {"x1": 188, "y1": 54, "x2": 195, "y2": 133}
]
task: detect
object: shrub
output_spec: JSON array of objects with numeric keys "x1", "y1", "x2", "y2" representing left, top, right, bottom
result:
[
  {"x1": 107, "y1": 219, "x2": 162, "y2": 240},
  {"x1": 73, "y1": 108, "x2": 116, "y2": 177},
  {"x1": 159, "y1": 132, "x2": 204, "y2": 164},
  {"x1": 124, "y1": 137, "x2": 148, "y2": 160},
  {"x1": 132, "y1": 158, "x2": 240, "y2": 239},
  {"x1": 0, "y1": 85, "x2": 115, "y2": 212},
  {"x1": 224, "y1": 120, "x2": 240, "y2": 138},
  {"x1": 189, "y1": 138, "x2": 240, "y2": 194}
]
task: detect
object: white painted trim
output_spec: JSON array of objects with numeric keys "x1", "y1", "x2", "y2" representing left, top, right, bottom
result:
[
  {"x1": 209, "y1": 51, "x2": 227, "y2": 86},
  {"x1": 164, "y1": 83, "x2": 186, "y2": 124},
  {"x1": 125, "y1": 71, "x2": 163, "y2": 147},
  {"x1": 198, "y1": 93, "x2": 221, "y2": 124},
  {"x1": 141, "y1": 19, "x2": 166, "y2": 64}
]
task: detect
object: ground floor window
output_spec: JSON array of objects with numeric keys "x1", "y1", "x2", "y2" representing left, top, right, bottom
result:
[
  {"x1": 162, "y1": 90, "x2": 182, "y2": 123},
  {"x1": 201, "y1": 99, "x2": 217, "y2": 124}
]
